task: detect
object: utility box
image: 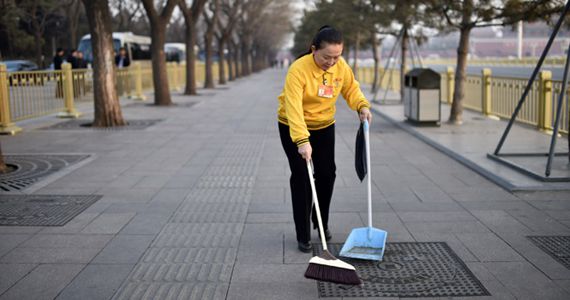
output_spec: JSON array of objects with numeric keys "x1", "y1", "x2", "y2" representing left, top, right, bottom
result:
[{"x1": 404, "y1": 68, "x2": 441, "y2": 125}]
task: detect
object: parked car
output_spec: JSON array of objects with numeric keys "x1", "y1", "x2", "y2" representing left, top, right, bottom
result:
[
  {"x1": 1, "y1": 60, "x2": 43, "y2": 86},
  {"x1": 3, "y1": 60, "x2": 39, "y2": 72}
]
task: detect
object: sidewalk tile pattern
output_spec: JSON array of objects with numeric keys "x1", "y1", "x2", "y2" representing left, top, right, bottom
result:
[
  {"x1": 0, "y1": 154, "x2": 90, "y2": 192},
  {"x1": 315, "y1": 243, "x2": 490, "y2": 298},
  {"x1": 528, "y1": 236, "x2": 570, "y2": 269},
  {"x1": 0, "y1": 195, "x2": 101, "y2": 226}
]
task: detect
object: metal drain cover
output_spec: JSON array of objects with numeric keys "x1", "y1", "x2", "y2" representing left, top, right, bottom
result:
[
  {"x1": 0, "y1": 154, "x2": 90, "y2": 192},
  {"x1": 42, "y1": 119, "x2": 163, "y2": 130},
  {"x1": 528, "y1": 236, "x2": 570, "y2": 269},
  {"x1": 314, "y1": 243, "x2": 489, "y2": 298},
  {"x1": 0, "y1": 195, "x2": 101, "y2": 226}
]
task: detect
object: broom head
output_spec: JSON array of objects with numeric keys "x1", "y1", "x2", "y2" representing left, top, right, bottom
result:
[{"x1": 304, "y1": 250, "x2": 362, "y2": 285}]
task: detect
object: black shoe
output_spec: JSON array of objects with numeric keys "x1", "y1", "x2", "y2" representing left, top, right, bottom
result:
[
  {"x1": 318, "y1": 229, "x2": 332, "y2": 242},
  {"x1": 298, "y1": 241, "x2": 313, "y2": 253}
]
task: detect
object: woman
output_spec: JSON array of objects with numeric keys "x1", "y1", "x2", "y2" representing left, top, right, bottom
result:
[{"x1": 277, "y1": 26, "x2": 372, "y2": 253}]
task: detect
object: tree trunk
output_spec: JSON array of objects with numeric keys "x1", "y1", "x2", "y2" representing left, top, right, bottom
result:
[
  {"x1": 0, "y1": 142, "x2": 7, "y2": 174},
  {"x1": 233, "y1": 41, "x2": 241, "y2": 78},
  {"x1": 353, "y1": 31, "x2": 360, "y2": 80},
  {"x1": 371, "y1": 34, "x2": 381, "y2": 93},
  {"x1": 449, "y1": 26, "x2": 472, "y2": 124},
  {"x1": 183, "y1": 17, "x2": 198, "y2": 95},
  {"x1": 227, "y1": 39, "x2": 234, "y2": 81},
  {"x1": 241, "y1": 38, "x2": 250, "y2": 76},
  {"x1": 150, "y1": 24, "x2": 172, "y2": 105},
  {"x1": 204, "y1": 33, "x2": 215, "y2": 88},
  {"x1": 400, "y1": 27, "x2": 408, "y2": 102},
  {"x1": 68, "y1": 0, "x2": 82, "y2": 49},
  {"x1": 82, "y1": 0, "x2": 125, "y2": 127},
  {"x1": 217, "y1": 38, "x2": 226, "y2": 84}
]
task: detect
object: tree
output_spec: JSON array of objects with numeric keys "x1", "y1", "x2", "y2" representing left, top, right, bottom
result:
[
  {"x1": 81, "y1": 0, "x2": 126, "y2": 127},
  {"x1": 0, "y1": 142, "x2": 7, "y2": 174},
  {"x1": 215, "y1": 0, "x2": 242, "y2": 84},
  {"x1": 202, "y1": 0, "x2": 220, "y2": 88},
  {"x1": 141, "y1": 0, "x2": 179, "y2": 106},
  {"x1": 63, "y1": 0, "x2": 83, "y2": 49},
  {"x1": 428, "y1": 0, "x2": 564, "y2": 124},
  {"x1": 179, "y1": 0, "x2": 208, "y2": 95}
]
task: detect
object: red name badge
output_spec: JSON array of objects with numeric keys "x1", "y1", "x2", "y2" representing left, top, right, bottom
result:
[{"x1": 318, "y1": 84, "x2": 334, "y2": 98}]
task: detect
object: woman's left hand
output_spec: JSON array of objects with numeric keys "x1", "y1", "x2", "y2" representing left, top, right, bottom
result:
[{"x1": 359, "y1": 108, "x2": 372, "y2": 123}]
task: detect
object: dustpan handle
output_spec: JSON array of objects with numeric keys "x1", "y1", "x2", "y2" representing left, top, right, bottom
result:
[
  {"x1": 306, "y1": 159, "x2": 328, "y2": 251},
  {"x1": 364, "y1": 120, "x2": 372, "y2": 229}
]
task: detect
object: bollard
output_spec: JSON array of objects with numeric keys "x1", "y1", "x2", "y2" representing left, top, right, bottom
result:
[
  {"x1": 57, "y1": 63, "x2": 81, "y2": 118},
  {"x1": 0, "y1": 64, "x2": 22, "y2": 135},
  {"x1": 538, "y1": 70, "x2": 553, "y2": 131},
  {"x1": 133, "y1": 62, "x2": 146, "y2": 101},
  {"x1": 446, "y1": 67, "x2": 454, "y2": 104},
  {"x1": 481, "y1": 68, "x2": 492, "y2": 116}
]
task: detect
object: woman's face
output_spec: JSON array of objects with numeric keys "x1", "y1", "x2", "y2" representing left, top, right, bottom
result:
[{"x1": 312, "y1": 42, "x2": 343, "y2": 71}]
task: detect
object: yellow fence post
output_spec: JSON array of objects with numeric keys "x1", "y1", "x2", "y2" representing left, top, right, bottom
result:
[
  {"x1": 0, "y1": 64, "x2": 22, "y2": 135},
  {"x1": 133, "y1": 62, "x2": 146, "y2": 101},
  {"x1": 446, "y1": 67, "x2": 454, "y2": 104},
  {"x1": 58, "y1": 63, "x2": 81, "y2": 118},
  {"x1": 538, "y1": 70, "x2": 553, "y2": 131},
  {"x1": 482, "y1": 68, "x2": 492, "y2": 116}
]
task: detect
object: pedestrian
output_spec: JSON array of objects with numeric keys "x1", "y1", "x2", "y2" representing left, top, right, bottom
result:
[
  {"x1": 67, "y1": 49, "x2": 79, "y2": 69},
  {"x1": 76, "y1": 51, "x2": 88, "y2": 69},
  {"x1": 277, "y1": 25, "x2": 372, "y2": 253},
  {"x1": 53, "y1": 48, "x2": 65, "y2": 70},
  {"x1": 115, "y1": 47, "x2": 130, "y2": 68},
  {"x1": 75, "y1": 51, "x2": 88, "y2": 96}
]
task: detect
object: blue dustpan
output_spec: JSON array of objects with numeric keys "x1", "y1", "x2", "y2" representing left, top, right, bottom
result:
[{"x1": 340, "y1": 120, "x2": 387, "y2": 261}]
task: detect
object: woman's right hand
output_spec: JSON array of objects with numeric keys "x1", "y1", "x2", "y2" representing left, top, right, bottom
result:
[{"x1": 298, "y1": 143, "x2": 312, "y2": 161}]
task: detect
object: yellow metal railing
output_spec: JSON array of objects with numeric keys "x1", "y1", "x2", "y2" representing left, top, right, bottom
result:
[
  {"x1": 0, "y1": 61, "x2": 221, "y2": 134},
  {"x1": 357, "y1": 65, "x2": 567, "y2": 135},
  {"x1": 424, "y1": 57, "x2": 565, "y2": 67}
]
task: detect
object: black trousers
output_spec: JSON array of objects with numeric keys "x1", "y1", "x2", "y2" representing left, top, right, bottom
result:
[{"x1": 279, "y1": 122, "x2": 336, "y2": 243}]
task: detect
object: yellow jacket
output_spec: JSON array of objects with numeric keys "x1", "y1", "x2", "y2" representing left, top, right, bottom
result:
[{"x1": 277, "y1": 54, "x2": 370, "y2": 146}]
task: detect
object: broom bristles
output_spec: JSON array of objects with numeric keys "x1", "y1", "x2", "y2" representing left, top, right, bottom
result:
[{"x1": 304, "y1": 250, "x2": 362, "y2": 285}]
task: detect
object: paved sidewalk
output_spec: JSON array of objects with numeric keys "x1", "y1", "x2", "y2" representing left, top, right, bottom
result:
[
  {"x1": 0, "y1": 69, "x2": 569, "y2": 299},
  {"x1": 368, "y1": 89, "x2": 570, "y2": 191}
]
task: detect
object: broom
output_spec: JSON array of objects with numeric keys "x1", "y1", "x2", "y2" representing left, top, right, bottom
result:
[{"x1": 304, "y1": 159, "x2": 362, "y2": 285}]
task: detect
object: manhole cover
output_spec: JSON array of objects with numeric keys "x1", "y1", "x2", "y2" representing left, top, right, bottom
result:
[
  {"x1": 0, "y1": 194, "x2": 101, "y2": 226},
  {"x1": 0, "y1": 154, "x2": 90, "y2": 192},
  {"x1": 42, "y1": 119, "x2": 163, "y2": 130},
  {"x1": 314, "y1": 243, "x2": 489, "y2": 298},
  {"x1": 528, "y1": 236, "x2": 570, "y2": 269}
]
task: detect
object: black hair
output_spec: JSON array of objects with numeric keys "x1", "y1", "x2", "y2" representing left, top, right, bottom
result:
[
  {"x1": 56, "y1": 48, "x2": 64, "y2": 53},
  {"x1": 297, "y1": 25, "x2": 343, "y2": 59}
]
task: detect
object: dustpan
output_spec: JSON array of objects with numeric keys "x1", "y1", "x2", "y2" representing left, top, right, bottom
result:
[{"x1": 340, "y1": 119, "x2": 387, "y2": 261}]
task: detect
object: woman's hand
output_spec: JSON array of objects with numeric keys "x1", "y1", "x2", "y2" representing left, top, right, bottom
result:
[
  {"x1": 359, "y1": 107, "x2": 372, "y2": 123},
  {"x1": 298, "y1": 143, "x2": 312, "y2": 161}
]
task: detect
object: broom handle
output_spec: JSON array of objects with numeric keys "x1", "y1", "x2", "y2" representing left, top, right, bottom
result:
[
  {"x1": 364, "y1": 120, "x2": 372, "y2": 229},
  {"x1": 306, "y1": 159, "x2": 328, "y2": 251}
]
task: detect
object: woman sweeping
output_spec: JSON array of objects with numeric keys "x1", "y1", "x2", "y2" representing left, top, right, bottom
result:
[{"x1": 277, "y1": 26, "x2": 372, "y2": 253}]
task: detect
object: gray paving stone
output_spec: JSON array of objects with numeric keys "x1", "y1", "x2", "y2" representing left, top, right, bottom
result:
[
  {"x1": 0, "y1": 247, "x2": 101, "y2": 264},
  {"x1": 460, "y1": 200, "x2": 538, "y2": 212},
  {"x1": 496, "y1": 232, "x2": 570, "y2": 280},
  {"x1": 390, "y1": 202, "x2": 465, "y2": 212},
  {"x1": 128, "y1": 263, "x2": 233, "y2": 282},
  {"x1": 0, "y1": 235, "x2": 31, "y2": 258},
  {"x1": 0, "y1": 264, "x2": 37, "y2": 295},
  {"x1": 470, "y1": 210, "x2": 533, "y2": 233},
  {"x1": 20, "y1": 234, "x2": 113, "y2": 249},
  {"x1": 246, "y1": 213, "x2": 292, "y2": 223},
  {"x1": 411, "y1": 232, "x2": 479, "y2": 262},
  {"x1": 120, "y1": 213, "x2": 171, "y2": 235},
  {"x1": 151, "y1": 233, "x2": 240, "y2": 248},
  {"x1": 114, "y1": 282, "x2": 228, "y2": 300},
  {"x1": 0, "y1": 264, "x2": 84, "y2": 300},
  {"x1": 231, "y1": 263, "x2": 308, "y2": 283},
  {"x1": 141, "y1": 248, "x2": 237, "y2": 264},
  {"x1": 226, "y1": 282, "x2": 317, "y2": 300},
  {"x1": 81, "y1": 213, "x2": 136, "y2": 234},
  {"x1": 39, "y1": 213, "x2": 101, "y2": 234},
  {"x1": 455, "y1": 233, "x2": 525, "y2": 262},
  {"x1": 92, "y1": 235, "x2": 155, "y2": 264},
  {"x1": 161, "y1": 223, "x2": 243, "y2": 235},
  {"x1": 0, "y1": 226, "x2": 43, "y2": 234},
  {"x1": 484, "y1": 261, "x2": 570, "y2": 299},
  {"x1": 507, "y1": 209, "x2": 570, "y2": 233},
  {"x1": 237, "y1": 231, "x2": 283, "y2": 264},
  {"x1": 56, "y1": 264, "x2": 134, "y2": 300},
  {"x1": 170, "y1": 211, "x2": 247, "y2": 223},
  {"x1": 406, "y1": 220, "x2": 491, "y2": 235},
  {"x1": 398, "y1": 211, "x2": 477, "y2": 223}
]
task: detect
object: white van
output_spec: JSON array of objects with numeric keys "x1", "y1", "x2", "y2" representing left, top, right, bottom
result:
[{"x1": 78, "y1": 32, "x2": 152, "y2": 64}]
